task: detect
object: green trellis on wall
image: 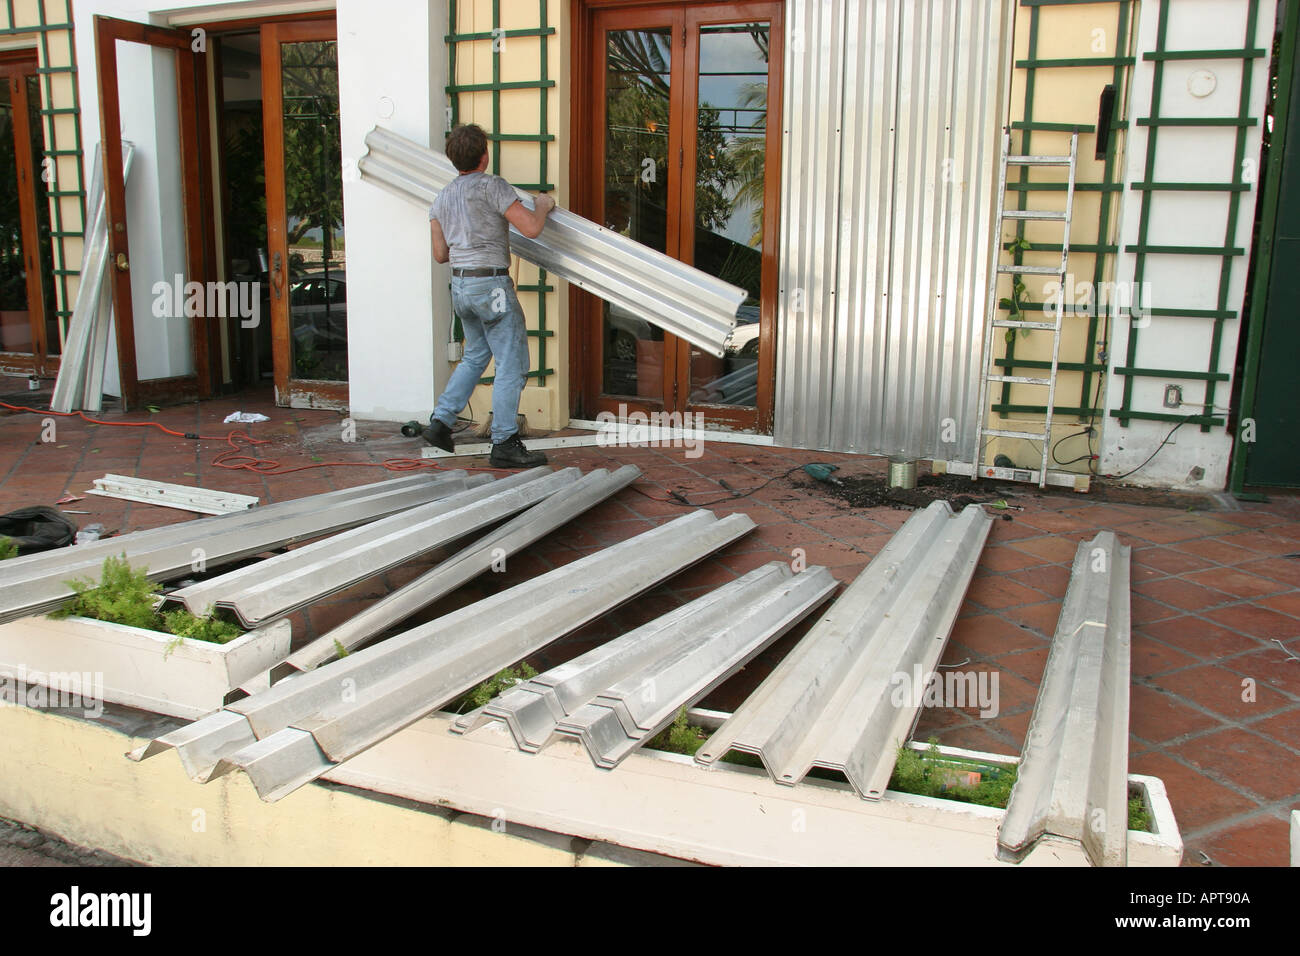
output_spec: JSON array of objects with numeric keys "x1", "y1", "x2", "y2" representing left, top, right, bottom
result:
[
  {"x1": 445, "y1": 0, "x2": 556, "y2": 389},
  {"x1": 1115, "y1": 0, "x2": 1264, "y2": 433},
  {"x1": 1, "y1": 0, "x2": 87, "y2": 354},
  {"x1": 995, "y1": 0, "x2": 1134, "y2": 422},
  {"x1": 1000, "y1": 0, "x2": 1265, "y2": 439}
]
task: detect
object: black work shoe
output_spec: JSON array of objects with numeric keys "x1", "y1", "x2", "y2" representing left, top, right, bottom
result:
[
  {"x1": 421, "y1": 418, "x2": 455, "y2": 453},
  {"x1": 489, "y1": 433, "x2": 548, "y2": 468}
]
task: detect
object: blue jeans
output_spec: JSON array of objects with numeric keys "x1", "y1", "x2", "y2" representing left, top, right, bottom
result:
[{"x1": 432, "y1": 274, "x2": 530, "y2": 444}]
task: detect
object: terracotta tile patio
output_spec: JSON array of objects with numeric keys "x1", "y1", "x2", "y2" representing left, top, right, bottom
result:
[{"x1": 1, "y1": 386, "x2": 1297, "y2": 866}]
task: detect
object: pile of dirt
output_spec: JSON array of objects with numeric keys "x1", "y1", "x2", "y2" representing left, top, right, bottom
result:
[{"x1": 804, "y1": 472, "x2": 1018, "y2": 511}]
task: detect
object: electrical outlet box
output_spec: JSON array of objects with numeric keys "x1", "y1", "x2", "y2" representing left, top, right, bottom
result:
[
  {"x1": 447, "y1": 342, "x2": 464, "y2": 362},
  {"x1": 1163, "y1": 384, "x2": 1183, "y2": 409}
]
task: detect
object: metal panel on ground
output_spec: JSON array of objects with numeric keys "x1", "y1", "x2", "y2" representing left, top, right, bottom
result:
[
  {"x1": 0, "y1": 474, "x2": 473, "y2": 624},
  {"x1": 273, "y1": 465, "x2": 643, "y2": 681},
  {"x1": 696, "y1": 501, "x2": 993, "y2": 798},
  {"x1": 774, "y1": 0, "x2": 1013, "y2": 460},
  {"x1": 454, "y1": 562, "x2": 837, "y2": 766},
  {"x1": 130, "y1": 510, "x2": 757, "y2": 801},
  {"x1": 161, "y1": 468, "x2": 569, "y2": 628},
  {"x1": 998, "y1": 531, "x2": 1132, "y2": 867},
  {"x1": 357, "y1": 127, "x2": 744, "y2": 357}
]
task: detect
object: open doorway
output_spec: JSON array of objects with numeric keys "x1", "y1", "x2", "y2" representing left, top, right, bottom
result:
[
  {"x1": 92, "y1": 13, "x2": 346, "y2": 410},
  {"x1": 213, "y1": 31, "x2": 272, "y2": 391},
  {"x1": 210, "y1": 18, "x2": 347, "y2": 408}
]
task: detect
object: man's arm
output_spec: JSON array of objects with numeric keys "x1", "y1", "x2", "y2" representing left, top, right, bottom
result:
[
  {"x1": 430, "y1": 218, "x2": 451, "y2": 264},
  {"x1": 504, "y1": 194, "x2": 556, "y2": 240}
]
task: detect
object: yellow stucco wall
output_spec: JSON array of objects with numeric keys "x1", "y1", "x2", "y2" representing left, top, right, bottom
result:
[
  {"x1": 0, "y1": 701, "x2": 663, "y2": 866},
  {"x1": 0, "y1": 0, "x2": 85, "y2": 357},
  {"x1": 989, "y1": 1, "x2": 1136, "y2": 473},
  {"x1": 448, "y1": 0, "x2": 570, "y2": 432}
]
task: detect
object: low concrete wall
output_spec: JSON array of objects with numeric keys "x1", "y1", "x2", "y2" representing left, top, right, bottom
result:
[{"x1": 0, "y1": 702, "x2": 678, "y2": 866}]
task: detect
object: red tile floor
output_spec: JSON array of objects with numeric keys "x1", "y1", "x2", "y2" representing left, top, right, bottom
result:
[{"x1": 1, "y1": 388, "x2": 1297, "y2": 866}]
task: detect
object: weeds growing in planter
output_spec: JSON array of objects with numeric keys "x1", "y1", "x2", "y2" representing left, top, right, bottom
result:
[
  {"x1": 647, "y1": 709, "x2": 710, "y2": 755},
  {"x1": 1129, "y1": 795, "x2": 1152, "y2": 833},
  {"x1": 644, "y1": 709, "x2": 797, "y2": 774},
  {"x1": 453, "y1": 662, "x2": 539, "y2": 713},
  {"x1": 888, "y1": 739, "x2": 1017, "y2": 808},
  {"x1": 54, "y1": 555, "x2": 244, "y2": 645}
]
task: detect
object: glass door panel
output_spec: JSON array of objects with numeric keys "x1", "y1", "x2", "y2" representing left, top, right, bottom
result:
[
  {"x1": 601, "y1": 27, "x2": 672, "y2": 401},
  {"x1": 0, "y1": 61, "x2": 53, "y2": 365},
  {"x1": 686, "y1": 21, "x2": 769, "y2": 410},
  {"x1": 262, "y1": 20, "x2": 347, "y2": 407},
  {"x1": 281, "y1": 39, "x2": 345, "y2": 383},
  {"x1": 26, "y1": 74, "x2": 56, "y2": 357},
  {"x1": 0, "y1": 75, "x2": 33, "y2": 354}
]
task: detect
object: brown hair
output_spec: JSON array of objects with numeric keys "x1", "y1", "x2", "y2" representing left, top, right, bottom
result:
[{"x1": 446, "y1": 124, "x2": 489, "y2": 172}]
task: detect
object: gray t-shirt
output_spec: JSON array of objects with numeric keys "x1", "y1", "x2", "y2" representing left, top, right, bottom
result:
[{"x1": 429, "y1": 172, "x2": 519, "y2": 269}]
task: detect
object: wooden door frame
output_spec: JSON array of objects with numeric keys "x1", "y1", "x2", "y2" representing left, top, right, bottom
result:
[
  {"x1": 0, "y1": 51, "x2": 58, "y2": 377},
  {"x1": 576, "y1": 4, "x2": 685, "y2": 423},
  {"x1": 260, "y1": 18, "x2": 348, "y2": 409},
  {"x1": 94, "y1": 15, "x2": 214, "y2": 410},
  {"x1": 569, "y1": 0, "x2": 782, "y2": 432}
]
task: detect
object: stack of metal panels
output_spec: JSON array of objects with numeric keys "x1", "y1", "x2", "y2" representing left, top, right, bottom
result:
[
  {"x1": 130, "y1": 510, "x2": 756, "y2": 801},
  {"x1": 358, "y1": 127, "x2": 744, "y2": 358},
  {"x1": 51, "y1": 143, "x2": 135, "y2": 414},
  {"x1": 998, "y1": 531, "x2": 1132, "y2": 867},
  {"x1": 695, "y1": 501, "x2": 993, "y2": 799},
  {"x1": 274, "y1": 465, "x2": 643, "y2": 681},
  {"x1": 454, "y1": 561, "x2": 837, "y2": 768},
  {"x1": 161, "y1": 467, "x2": 577, "y2": 628},
  {"x1": 0, "y1": 473, "x2": 475, "y2": 625}
]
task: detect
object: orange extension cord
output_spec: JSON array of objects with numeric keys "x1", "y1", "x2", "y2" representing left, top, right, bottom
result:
[{"x1": 0, "y1": 401, "x2": 508, "y2": 477}]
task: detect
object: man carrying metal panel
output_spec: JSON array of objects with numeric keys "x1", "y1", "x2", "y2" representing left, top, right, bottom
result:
[{"x1": 423, "y1": 124, "x2": 555, "y2": 468}]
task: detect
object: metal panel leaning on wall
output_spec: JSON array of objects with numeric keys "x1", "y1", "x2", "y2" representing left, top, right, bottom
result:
[{"x1": 774, "y1": 0, "x2": 1014, "y2": 462}]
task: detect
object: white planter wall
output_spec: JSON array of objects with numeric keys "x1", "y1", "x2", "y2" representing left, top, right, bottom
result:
[{"x1": 0, "y1": 615, "x2": 291, "y2": 719}]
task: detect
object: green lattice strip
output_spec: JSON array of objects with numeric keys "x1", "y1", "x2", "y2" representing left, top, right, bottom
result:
[
  {"x1": 446, "y1": 0, "x2": 556, "y2": 389},
  {"x1": 994, "y1": 0, "x2": 1132, "y2": 421},
  {"x1": 1114, "y1": 0, "x2": 1259, "y2": 432},
  {"x1": 2, "y1": 0, "x2": 86, "y2": 352}
]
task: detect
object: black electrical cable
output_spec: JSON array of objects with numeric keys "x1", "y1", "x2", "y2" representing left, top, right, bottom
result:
[
  {"x1": 1101, "y1": 414, "x2": 1199, "y2": 481},
  {"x1": 632, "y1": 463, "x2": 807, "y2": 508}
]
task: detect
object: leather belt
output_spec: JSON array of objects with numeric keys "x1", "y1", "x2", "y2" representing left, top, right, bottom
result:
[{"x1": 451, "y1": 267, "x2": 509, "y2": 277}]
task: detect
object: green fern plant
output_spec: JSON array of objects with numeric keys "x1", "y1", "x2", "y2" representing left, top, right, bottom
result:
[
  {"x1": 54, "y1": 555, "x2": 243, "y2": 646},
  {"x1": 462, "y1": 662, "x2": 539, "y2": 711},
  {"x1": 887, "y1": 737, "x2": 1018, "y2": 808},
  {"x1": 646, "y1": 708, "x2": 710, "y2": 756}
]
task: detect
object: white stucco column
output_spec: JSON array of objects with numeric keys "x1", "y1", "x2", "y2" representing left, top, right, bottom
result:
[{"x1": 337, "y1": 0, "x2": 450, "y2": 423}]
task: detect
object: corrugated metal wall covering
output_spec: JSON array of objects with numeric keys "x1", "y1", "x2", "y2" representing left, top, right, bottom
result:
[{"x1": 775, "y1": 0, "x2": 1014, "y2": 461}]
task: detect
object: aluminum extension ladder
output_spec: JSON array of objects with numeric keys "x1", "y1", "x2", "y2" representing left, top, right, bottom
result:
[{"x1": 972, "y1": 130, "x2": 1078, "y2": 489}]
